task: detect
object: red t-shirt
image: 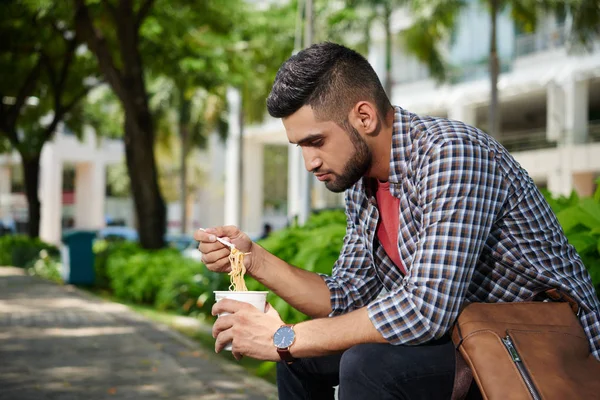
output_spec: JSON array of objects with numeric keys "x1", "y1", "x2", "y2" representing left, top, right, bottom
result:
[{"x1": 375, "y1": 181, "x2": 407, "y2": 275}]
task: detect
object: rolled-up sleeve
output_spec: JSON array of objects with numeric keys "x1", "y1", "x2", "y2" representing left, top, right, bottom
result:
[
  {"x1": 368, "y1": 140, "x2": 503, "y2": 344},
  {"x1": 321, "y1": 193, "x2": 383, "y2": 316}
]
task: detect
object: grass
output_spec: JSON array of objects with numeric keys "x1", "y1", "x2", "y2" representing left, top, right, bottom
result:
[{"x1": 86, "y1": 288, "x2": 278, "y2": 384}]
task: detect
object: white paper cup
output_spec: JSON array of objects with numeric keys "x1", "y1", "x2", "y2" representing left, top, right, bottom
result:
[{"x1": 213, "y1": 291, "x2": 268, "y2": 351}]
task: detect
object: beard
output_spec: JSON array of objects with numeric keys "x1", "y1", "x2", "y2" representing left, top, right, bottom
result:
[{"x1": 323, "y1": 124, "x2": 372, "y2": 193}]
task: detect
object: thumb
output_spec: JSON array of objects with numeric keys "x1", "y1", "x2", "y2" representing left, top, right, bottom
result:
[
  {"x1": 206, "y1": 225, "x2": 241, "y2": 239},
  {"x1": 265, "y1": 302, "x2": 281, "y2": 319}
]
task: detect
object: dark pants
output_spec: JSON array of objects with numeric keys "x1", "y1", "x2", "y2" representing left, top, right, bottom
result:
[{"x1": 277, "y1": 336, "x2": 467, "y2": 400}]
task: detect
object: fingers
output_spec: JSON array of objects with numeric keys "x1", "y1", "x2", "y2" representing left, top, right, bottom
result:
[
  {"x1": 213, "y1": 314, "x2": 234, "y2": 339},
  {"x1": 200, "y1": 246, "x2": 231, "y2": 270},
  {"x1": 212, "y1": 299, "x2": 252, "y2": 316},
  {"x1": 214, "y1": 329, "x2": 234, "y2": 353}
]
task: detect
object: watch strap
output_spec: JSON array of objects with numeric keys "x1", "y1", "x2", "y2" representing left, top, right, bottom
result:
[
  {"x1": 275, "y1": 324, "x2": 297, "y2": 364},
  {"x1": 277, "y1": 347, "x2": 297, "y2": 364}
]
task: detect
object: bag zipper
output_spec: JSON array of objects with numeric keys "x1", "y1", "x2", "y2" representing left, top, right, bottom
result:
[{"x1": 501, "y1": 335, "x2": 542, "y2": 400}]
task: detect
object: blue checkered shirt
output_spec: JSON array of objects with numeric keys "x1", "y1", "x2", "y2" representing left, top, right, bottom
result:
[{"x1": 322, "y1": 106, "x2": 600, "y2": 360}]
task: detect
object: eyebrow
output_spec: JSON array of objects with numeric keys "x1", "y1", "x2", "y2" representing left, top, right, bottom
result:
[{"x1": 290, "y1": 133, "x2": 325, "y2": 146}]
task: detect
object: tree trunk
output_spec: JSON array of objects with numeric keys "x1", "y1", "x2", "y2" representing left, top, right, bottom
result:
[
  {"x1": 384, "y1": 6, "x2": 393, "y2": 98},
  {"x1": 21, "y1": 154, "x2": 41, "y2": 238},
  {"x1": 74, "y1": 0, "x2": 167, "y2": 249},
  {"x1": 488, "y1": 0, "x2": 500, "y2": 137},
  {"x1": 124, "y1": 110, "x2": 166, "y2": 249},
  {"x1": 179, "y1": 123, "x2": 189, "y2": 235}
]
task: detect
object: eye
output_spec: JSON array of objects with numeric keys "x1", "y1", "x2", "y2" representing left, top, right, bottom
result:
[{"x1": 310, "y1": 138, "x2": 324, "y2": 147}]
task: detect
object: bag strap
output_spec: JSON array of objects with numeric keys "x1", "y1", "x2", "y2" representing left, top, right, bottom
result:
[
  {"x1": 451, "y1": 349, "x2": 473, "y2": 400},
  {"x1": 530, "y1": 288, "x2": 581, "y2": 316}
]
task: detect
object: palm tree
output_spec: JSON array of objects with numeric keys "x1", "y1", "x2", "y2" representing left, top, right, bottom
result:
[
  {"x1": 149, "y1": 77, "x2": 227, "y2": 234},
  {"x1": 404, "y1": 0, "x2": 600, "y2": 138}
]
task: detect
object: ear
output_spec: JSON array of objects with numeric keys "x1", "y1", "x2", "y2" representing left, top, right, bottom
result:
[{"x1": 348, "y1": 101, "x2": 379, "y2": 136}]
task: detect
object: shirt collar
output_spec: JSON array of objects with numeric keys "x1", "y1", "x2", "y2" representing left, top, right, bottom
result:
[
  {"x1": 387, "y1": 106, "x2": 413, "y2": 185},
  {"x1": 358, "y1": 106, "x2": 413, "y2": 197}
]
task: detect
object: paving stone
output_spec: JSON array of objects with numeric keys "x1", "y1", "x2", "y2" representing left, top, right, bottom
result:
[{"x1": 0, "y1": 268, "x2": 277, "y2": 400}]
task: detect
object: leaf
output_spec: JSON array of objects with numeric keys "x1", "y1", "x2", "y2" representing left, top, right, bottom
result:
[
  {"x1": 579, "y1": 198, "x2": 600, "y2": 226},
  {"x1": 567, "y1": 232, "x2": 598, "y2": 255}
]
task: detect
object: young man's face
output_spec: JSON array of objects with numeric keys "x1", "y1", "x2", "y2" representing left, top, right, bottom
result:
[{"x1": 283, "y1": 106, "x2": 372, "y2": 193}]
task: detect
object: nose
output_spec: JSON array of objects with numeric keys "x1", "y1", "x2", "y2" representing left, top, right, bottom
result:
[{"x1": 301, "y1": 147, "x2": 322, "y2": 172}]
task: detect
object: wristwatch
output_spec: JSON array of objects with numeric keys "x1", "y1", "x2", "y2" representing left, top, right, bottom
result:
[{"x1": 273, "y1": 324, "x2": 297, "y2": 363}]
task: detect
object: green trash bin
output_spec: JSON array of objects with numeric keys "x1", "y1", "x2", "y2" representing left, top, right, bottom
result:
[{"x1": 61, "y1": 230, "x2": 97, "y2": 285}]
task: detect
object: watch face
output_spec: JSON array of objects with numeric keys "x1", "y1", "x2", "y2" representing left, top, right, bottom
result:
[{"x1": 273, "y1": 326, "x2": 295, "y2": 349}]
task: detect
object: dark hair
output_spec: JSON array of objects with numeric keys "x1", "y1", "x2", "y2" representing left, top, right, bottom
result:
[{"x1": 266, "y1": 42, "x2": 391, "y2": 123}]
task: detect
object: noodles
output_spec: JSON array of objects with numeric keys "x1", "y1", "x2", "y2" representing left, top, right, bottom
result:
[{"x1": 228, "y1": 247, "x2": 249, "y2": 291}]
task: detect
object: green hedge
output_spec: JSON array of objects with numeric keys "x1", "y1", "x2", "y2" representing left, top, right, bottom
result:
[
  {"x1": 543, "y1": 184, "x2": 600, "y2": 295},
  {"x1": 0, "y1": 235, "x2": 59, "y2": 268},
  {"x1": 95, "y1": 240, "x2": 229, "y2": 315},
  {"x1": 248, "y1": 210, "x2": 346, "y2": 324},
  {"x1": 91, "y1": 210, "x2": 346, "y2": 323}
]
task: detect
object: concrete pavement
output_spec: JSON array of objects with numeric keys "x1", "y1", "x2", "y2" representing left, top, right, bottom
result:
[{"x1": 0, "y1": 267, "x2": 278, "y2": 400}]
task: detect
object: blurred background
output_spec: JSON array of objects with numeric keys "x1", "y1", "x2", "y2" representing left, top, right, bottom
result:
[
  {"x1": 0, "y1": 0, "x2": 598, "y2": 246},
  {"x1": 1, "y1": 0, "x2": 599, "y2": 384}
]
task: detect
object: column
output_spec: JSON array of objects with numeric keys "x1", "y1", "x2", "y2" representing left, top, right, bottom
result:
[
  {"x1": 563, "y1": 78, "x2": 588, "y2": 145},
  {"x1": 242, "y1": 140, "x2": 264, "y2": 237},
  {"x1": 0, "y1": 166, "x2": 10, "y2": 216},
  {"x1": 0, "y1": 165, "x2": 10, "y2": 197},
  {"x1": 546, "y1": 82, "x2": 564, "y2": 142},
  {"x1": 74, "y1": 161, "x2": 106, "y2": 229},
  {"x1": 287, "y1": 145, "x2": 302, "y2": 223},
  {"x1": 224, "y1": 87, "x2": 241, "y2": 226},
  {"x1": 448, "y1": 102, "x2": 477, "y2": 126},
  {"x1": 546, "y1": 77, "x2": 589, "y2": 196},
  {"x1": 39, "y1": 145, "x2": 63, "y2": 244}
]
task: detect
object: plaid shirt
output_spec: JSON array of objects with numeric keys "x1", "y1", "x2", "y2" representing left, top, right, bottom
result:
[{"x1": 322, "y1": 106, "x2": 600, "y2": 360}]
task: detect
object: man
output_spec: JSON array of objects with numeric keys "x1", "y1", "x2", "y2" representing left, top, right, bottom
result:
[{"x1": 195, "y1": 42, "x2": 600, "y2": 399}]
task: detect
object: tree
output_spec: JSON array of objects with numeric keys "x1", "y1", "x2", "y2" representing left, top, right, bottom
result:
[
  {"x1": 149, "y1": 77, "x2": 227, "y2": 233},
  {"x1": 345, "y1": 0, "x2": 410, "y2": 97},
  {"x1": 73, "y1": 0, "x2": 255, "y2": 247},
  {"x1": 73, "y1": 0, "x2": 171, "y2": 249},
  {"x1": 405, "y1": 0, "x2": 600, "y2": 138},
  {"x1": 0, "y1": 2, "x2": 96, "y2": 237}
]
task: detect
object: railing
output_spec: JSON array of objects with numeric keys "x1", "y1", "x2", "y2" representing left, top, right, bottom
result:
[
  {"x1": 448, "y1": 59, "x2": 513, "y2": 84},
  {"x1": 588, "y1": 120, "x2": 600, "y2": 143},
  {"x1": 515, "y1": 26, "x2": 567, "y2": 58},
  {"x1": 498, "y1": 128, "x2": 556, "y2": 153},
  {"x1": 499, "y1": 121, "x2": 600, "y2": 152}
]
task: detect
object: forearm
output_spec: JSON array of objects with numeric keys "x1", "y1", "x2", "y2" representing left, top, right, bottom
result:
[
  {"x1": 250, "y1": 243, "x2": 332, "y2": 318},
  {"x1": 291, "y1": 307, "x2": 386, "y2": 358}
]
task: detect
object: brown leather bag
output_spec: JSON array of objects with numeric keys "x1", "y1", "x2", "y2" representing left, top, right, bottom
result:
[{"x1": 450, "y1": 291, "x2": 600, "y2": 400}]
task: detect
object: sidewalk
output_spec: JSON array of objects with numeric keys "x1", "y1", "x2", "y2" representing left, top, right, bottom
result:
[{"x1": 0, "y1": 267, "x2": 278, "y2": 400}]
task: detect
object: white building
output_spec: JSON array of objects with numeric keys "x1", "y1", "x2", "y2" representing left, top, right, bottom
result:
[
  {"x1": 215, "y1": 2, "x2": 600, "y2": 237},
  {"x1": 0, "y1": 127, "x2": 125, "y2": 245}
]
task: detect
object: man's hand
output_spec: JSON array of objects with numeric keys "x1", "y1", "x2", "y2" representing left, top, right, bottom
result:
[
  {"x1": 194, "y1": 226, "x2": 258, "y2": 275},
  {"x1": 212, "y1": 299, "x2": 283, "y2": 362}
]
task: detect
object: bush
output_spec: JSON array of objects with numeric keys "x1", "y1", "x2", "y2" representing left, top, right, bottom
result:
[
  {"x1": 0, "y1": 235, "x2": 59, "y2": 268},
  {"x1": 247, "y1": 209, "x2": 346, "y2": 324},
  {"x1": 93, "y1": 240, "x2": 139, "y2": 290},
  {"x1": 27, "y1": 250, "x2": 62, "y2": 284},
  {"x1": 542, "y1": 183, "x2": 600, "y2": 295},
  {"x1": 98, "y1": 241, "x2": 229, "y2": 315}
]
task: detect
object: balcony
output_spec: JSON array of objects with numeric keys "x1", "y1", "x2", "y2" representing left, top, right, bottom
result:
[
  {"x1": 449, "y1": 59, "x2": 513, "y2": 84},
  {"x1": 499, "y1": 128, "x2": 555, "y2": 153},
  {"x1": 499, "y1": 121, "x2": 600, "y2": 153},
  {"x1": 589, "y1": 120, "x2": 600, "y2": 143},
  {"x1": 515, "y1": 26, "x2": 566, "y2": 58}
]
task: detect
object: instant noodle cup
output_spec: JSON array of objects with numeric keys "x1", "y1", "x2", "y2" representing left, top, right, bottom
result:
[{"x1": 213, "y1": 291, "x2": 268, "y2": 351}]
